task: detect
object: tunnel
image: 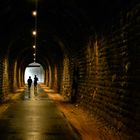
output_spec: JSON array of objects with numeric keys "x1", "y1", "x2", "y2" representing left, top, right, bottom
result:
[{"x1": 0, "y1": 0, "x2": 140, "y2": 140}]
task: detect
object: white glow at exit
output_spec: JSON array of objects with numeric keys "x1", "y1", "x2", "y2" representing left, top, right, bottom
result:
[{"x1": 24, "y1": 63, "x2": 44, "y2": 83}]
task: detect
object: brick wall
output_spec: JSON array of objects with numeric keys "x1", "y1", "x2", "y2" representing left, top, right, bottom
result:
[
  {"x1": 53, "y1": 65, "x2": 58, "y2": 91},
  {"x1": 0, "y1": 54, "x2": 11, "y2": 102},
  {"x1": 60, "y1": 54, "x2": 72, "y2": 99},
  {"x1": 0, "y1": 55, "x2": 3, "y2": 101},
  {"x1": 44, "y1": 69, "x2": 49, "y2": 86},
  {"x1": 17, "y1": 68, "x2": 22, "y2": 88},
  {"x1": 2, "y1": 57, "x2": 10, "y2": 101},
  {"x1": 12, "y1": 61, "x2": 18, "y2": 92},
  {"x1": 0, "y1": 46, "x2": 14, "y2": 102},
  {"x1": 68, "y1": 4, "x2": 140, "y2": 140}
]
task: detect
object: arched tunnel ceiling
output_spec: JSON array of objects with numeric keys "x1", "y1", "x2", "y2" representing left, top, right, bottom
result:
[{"x1": 0, "y1": 0, "x2": 136, "y2": 68}]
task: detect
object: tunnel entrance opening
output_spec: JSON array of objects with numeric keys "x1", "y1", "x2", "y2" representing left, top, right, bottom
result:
[{"x1": 24, "y1": 62, "x2": 44, "y2": 84}]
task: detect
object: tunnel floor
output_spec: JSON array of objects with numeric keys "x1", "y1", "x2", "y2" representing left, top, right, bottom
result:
[
  {"x1": 0, "y1": 85, "x2": 122, "y2": 140},
  {"x1": 0, "y1": 85, "x2": 81, "y2": 140}
]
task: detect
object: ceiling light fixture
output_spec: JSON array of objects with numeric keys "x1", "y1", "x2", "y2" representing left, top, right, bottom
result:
[
  {"x1": 32, "y1": 30, "x2": 37, "y2": 36},
  {"x1": 32, "y1": 11, "x2": 37, "y2": 16},
  {"x1": 32, "y1": 0, "x2": 38, "y2": 63}
]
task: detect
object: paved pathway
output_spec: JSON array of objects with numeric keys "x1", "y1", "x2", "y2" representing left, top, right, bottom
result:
[{"x1": 0, "y1": 86, "x2": 81, "y2": 140}]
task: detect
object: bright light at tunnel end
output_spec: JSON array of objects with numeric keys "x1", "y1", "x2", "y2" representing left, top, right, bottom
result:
[{"x1": 24, "y1": 63, "x2": 44, "y2": 84}]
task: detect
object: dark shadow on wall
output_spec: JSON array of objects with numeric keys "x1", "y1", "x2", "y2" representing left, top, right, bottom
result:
[{"x1": 71, "y1": 65, "x2": 79, "y2": 103}]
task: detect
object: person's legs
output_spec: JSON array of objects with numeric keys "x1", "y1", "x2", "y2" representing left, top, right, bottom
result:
[
  {"x1": 34, "y1": 83, "x2": 37, "y2": 90},
  {"x1": 28, "y1": 84, "x2": 31, "y2": 90},
  {"x1": 28, "y1": 85, "x2": 31, "y2": 98},
  {"x1": 34, "y1": 83, "x2": 37, "y2": 96}
]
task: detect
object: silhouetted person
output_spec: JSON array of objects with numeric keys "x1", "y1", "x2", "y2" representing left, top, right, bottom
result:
[
  {"x1": 27, "y1": 76, "x2": 32, "y2": 90},
  {"x1": 34, "y1": 75, "x2": 38, "y2": 90}
]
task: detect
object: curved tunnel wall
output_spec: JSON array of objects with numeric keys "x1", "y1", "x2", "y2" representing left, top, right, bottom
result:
[
  {"x1": 55, "y1": 4, "x2": 140, "y2": 139},
  {"x1": 92, "y1": 7, "x2": 138, "y2": 140}
]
